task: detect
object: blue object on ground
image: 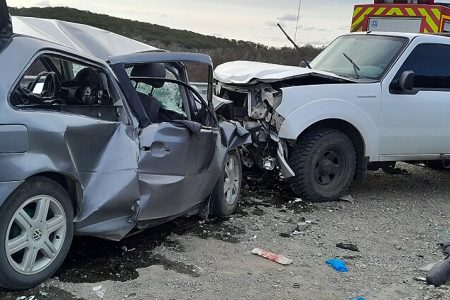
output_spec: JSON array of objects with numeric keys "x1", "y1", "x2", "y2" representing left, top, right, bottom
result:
[
  {"x1": 325, "y1": 258, "x2": 349, "y2": 272},
  {"x1": 349, "y1": 297, "x2": 366, "y2": 300}
]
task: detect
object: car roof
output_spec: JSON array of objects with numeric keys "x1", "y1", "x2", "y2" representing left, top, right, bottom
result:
[{"x1": 11, "y1": 16, "x2": 159, "y2": 61}]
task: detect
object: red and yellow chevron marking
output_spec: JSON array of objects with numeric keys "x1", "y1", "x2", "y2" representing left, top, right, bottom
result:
[{"x1": 351, "y1": 4, "x2": 443, "y2": 33}]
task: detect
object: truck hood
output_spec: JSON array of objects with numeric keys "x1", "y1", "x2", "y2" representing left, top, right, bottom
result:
[{"x1": 214, "y1": 60, "x2": 353, "y2": 85}]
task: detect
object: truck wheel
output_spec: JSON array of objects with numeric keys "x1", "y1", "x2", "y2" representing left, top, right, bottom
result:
[
  {"x1": 0, "y1": 177, "x2": 74, "y2": 290},
  {"x1": 210, "y1": 150, "x2": 242, "y2": 217},
  {"x1": 290, "y1": 128, "x2": 356, "y2": 202}
]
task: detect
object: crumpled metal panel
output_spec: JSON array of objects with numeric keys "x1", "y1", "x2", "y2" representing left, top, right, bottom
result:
[
  {"x1": 67, "y1": 123, "x2": 141, "y2": 241},
  {"x1": 12, "y1": 16, "x2": 158, "y2": 61}
]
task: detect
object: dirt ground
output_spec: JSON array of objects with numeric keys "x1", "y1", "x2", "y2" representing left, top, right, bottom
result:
[{"x1": 1, "y1": 162, "x2": 450, "y2": 300}]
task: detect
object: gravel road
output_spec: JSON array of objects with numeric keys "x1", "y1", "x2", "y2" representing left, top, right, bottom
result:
[{"x1": 1, "y1": 162, "x2": 449, "y2": 300}]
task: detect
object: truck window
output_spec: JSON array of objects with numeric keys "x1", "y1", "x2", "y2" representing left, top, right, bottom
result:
[{"x1": 394, "y1": 44, "x2": 450, "y2": 90}]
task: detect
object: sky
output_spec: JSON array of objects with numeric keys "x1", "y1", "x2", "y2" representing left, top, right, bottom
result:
[{"x1": 7, "y1": 0, "x2": 450, "y2": 47}]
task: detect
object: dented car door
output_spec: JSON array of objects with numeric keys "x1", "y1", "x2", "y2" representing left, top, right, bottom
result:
[
  {"x1": 110, "y1": 52, "x2": 223, "y2": 223},
  {"x1": 137, "y1": 122, "x2": 221, "y2": 221}
]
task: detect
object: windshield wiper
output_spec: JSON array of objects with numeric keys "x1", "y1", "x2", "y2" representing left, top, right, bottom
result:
[{"x1": 342, "y1": 53, "x2": 360, "y2": 79}]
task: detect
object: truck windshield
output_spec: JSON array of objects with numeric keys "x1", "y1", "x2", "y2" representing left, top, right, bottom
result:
[{"x1": 310, "y1": 35, "x2": 408, "y2": 80}]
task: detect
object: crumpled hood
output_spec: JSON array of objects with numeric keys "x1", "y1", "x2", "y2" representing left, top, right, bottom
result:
[{"x1": 214, "y1": 60, "x2": 351, "y2": 85}]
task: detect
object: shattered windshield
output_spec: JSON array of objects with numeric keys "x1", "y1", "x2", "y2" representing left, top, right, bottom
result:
[{"x1": 310, "y1": 35, "x2": 408, "y2": 81}]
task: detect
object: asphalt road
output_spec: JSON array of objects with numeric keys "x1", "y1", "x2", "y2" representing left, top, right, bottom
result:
[{"x1": 1, "y1": 163, "x2": 450, "y2": 300}]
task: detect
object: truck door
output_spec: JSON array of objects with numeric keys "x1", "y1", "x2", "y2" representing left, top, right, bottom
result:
[{"x1": 380, "y1": 42, "x2": 450, "y2": 157}]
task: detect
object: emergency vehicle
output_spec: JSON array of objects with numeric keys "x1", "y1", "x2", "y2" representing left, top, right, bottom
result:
[{"x1": 351, "y1": 0, "x2": 450, "y2": 33}]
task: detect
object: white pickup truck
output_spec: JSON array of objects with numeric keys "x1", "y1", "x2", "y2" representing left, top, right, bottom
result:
[{"x1": 214, "y1": 32, "x2": 450, "y2": 202}]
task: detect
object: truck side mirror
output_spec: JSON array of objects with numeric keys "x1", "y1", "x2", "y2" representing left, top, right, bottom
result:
[
  {"x1": 390, "y1": 70, "x2": 415, "y2": 94},
  {"x1": 398, "y1": 70, "x2": 415, "y2": 91}
]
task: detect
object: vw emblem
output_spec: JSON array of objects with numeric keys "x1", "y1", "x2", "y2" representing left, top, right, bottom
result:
[{"x1": 32, "y1": 228, "x2": 43, "y2": 241}]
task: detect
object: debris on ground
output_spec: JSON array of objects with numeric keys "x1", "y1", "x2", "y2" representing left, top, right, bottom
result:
[
  {"x1": 279, "y1": 232, "x2": 291, "y2": 238},
  {"x1": 280, "y1": 221, "x2": 312, "y2": 237},
  {"x1": 384, "y1": 167, "x2": 409, "y2": 175},
  {"x1": 252, "y1": 207, "x2": 265, "y2": 216},
  {"x1": 339, "y1": 195, "x2": 355, "y2": 204},
  {"x1": 325, "y1": 258, "x2": 349, "y2": 272},
  {"x1": 349, "y1": 297, "x2": 366, "y2": 300},
  {"x1": 38, "y1": 291, "x2": 49, "y2": 298},
  {"x1": 336, "y1": 242, "x2": 360, "y2": 252},
  {"x1": 414, "y1": 276, "x2": 427, "y2": 282},
  {"x1": 92, "y1": 285, "x2": 106, "y2": 299},
  {"x1": 295, "y1": 222, "x2": 310, "y2": 232},
  {"x1": 251, "y1": 248, "x2": 293, "y2": 265},
  {"x1": 426, "y1": 257, "x2": 450, "y2": 287}
]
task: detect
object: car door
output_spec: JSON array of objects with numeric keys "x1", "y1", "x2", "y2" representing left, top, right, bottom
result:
[
  {"x1": 110, "y1": 52, "x2": 222, "y2": 222},
  {"x1": 379, "y1": 42, "x2": 450, "y2": 157}
]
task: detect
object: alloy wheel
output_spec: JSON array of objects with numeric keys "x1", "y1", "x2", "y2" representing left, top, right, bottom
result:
[{"x1": 5, "y1": 195, "x2": 66, "y2": 275}]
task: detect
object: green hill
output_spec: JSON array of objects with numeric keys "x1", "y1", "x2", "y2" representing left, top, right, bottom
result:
[{"x1": 10, "y1": 6, "x2": 322, "y2": 67}]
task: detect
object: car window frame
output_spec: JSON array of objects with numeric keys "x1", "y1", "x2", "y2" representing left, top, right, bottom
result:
[{"x1": 8, "y1": 49, "x2": 134, "y2": 125}]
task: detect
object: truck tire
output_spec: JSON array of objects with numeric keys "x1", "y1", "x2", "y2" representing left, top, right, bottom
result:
[
  {"x1": 0, "y1": 177, "x2": 74, "y2": 290},
  {"x1": 290, "y1": 128, "x2": 356, "y2": 202}
]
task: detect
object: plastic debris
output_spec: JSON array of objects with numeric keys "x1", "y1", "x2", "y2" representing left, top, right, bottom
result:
[
  {"x1": 39, "y1": 291, "x2": 49, "y2": 298},
  {"x1": 325, "y1": 258, "x2": 349, "y2": 272},
  {"x1": 92, "y1": 285, "x2": 106, "y2": 299},
  {"x1": 339, "y1": 195, "x2": 355, "y2": 204},
  {"x1": 336, "y1": 242, "x2": 360, "y2": 252},
  {"x1": 349, "y1": 297, "x2": 366, "y2": 300},
  {"x1": 414, "y1": 276, "x2": 427, "y2": 282},
  {"x1": 426, "y1": 256, "x2": 450, "y2": 287},
  {"x1": 251, "y1": 248, "x2": 293, "y2": 265}
]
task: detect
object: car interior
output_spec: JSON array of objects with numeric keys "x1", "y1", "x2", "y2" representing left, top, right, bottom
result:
[
  {"x1": 129, "y1": 62, "x2": 190, "y2": 123},
  {"x1": 11, "y1": 54, "x2": 122, "y2": 122}
]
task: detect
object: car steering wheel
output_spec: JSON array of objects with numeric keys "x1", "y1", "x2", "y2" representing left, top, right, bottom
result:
[{"x1": 41, "y1": 72, "x2": 60, "y2": 99}]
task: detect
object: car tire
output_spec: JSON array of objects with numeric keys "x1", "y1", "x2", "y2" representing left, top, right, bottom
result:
[
  {"x1": 210, "y1": 150, "x2": 242, "y2": 217},
  {"x1": 0, "y1": 177, "x2": 74, "y2": 290},
  {"x1": 290, "y1": 128, "x2": 356, "y2": 202}
]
